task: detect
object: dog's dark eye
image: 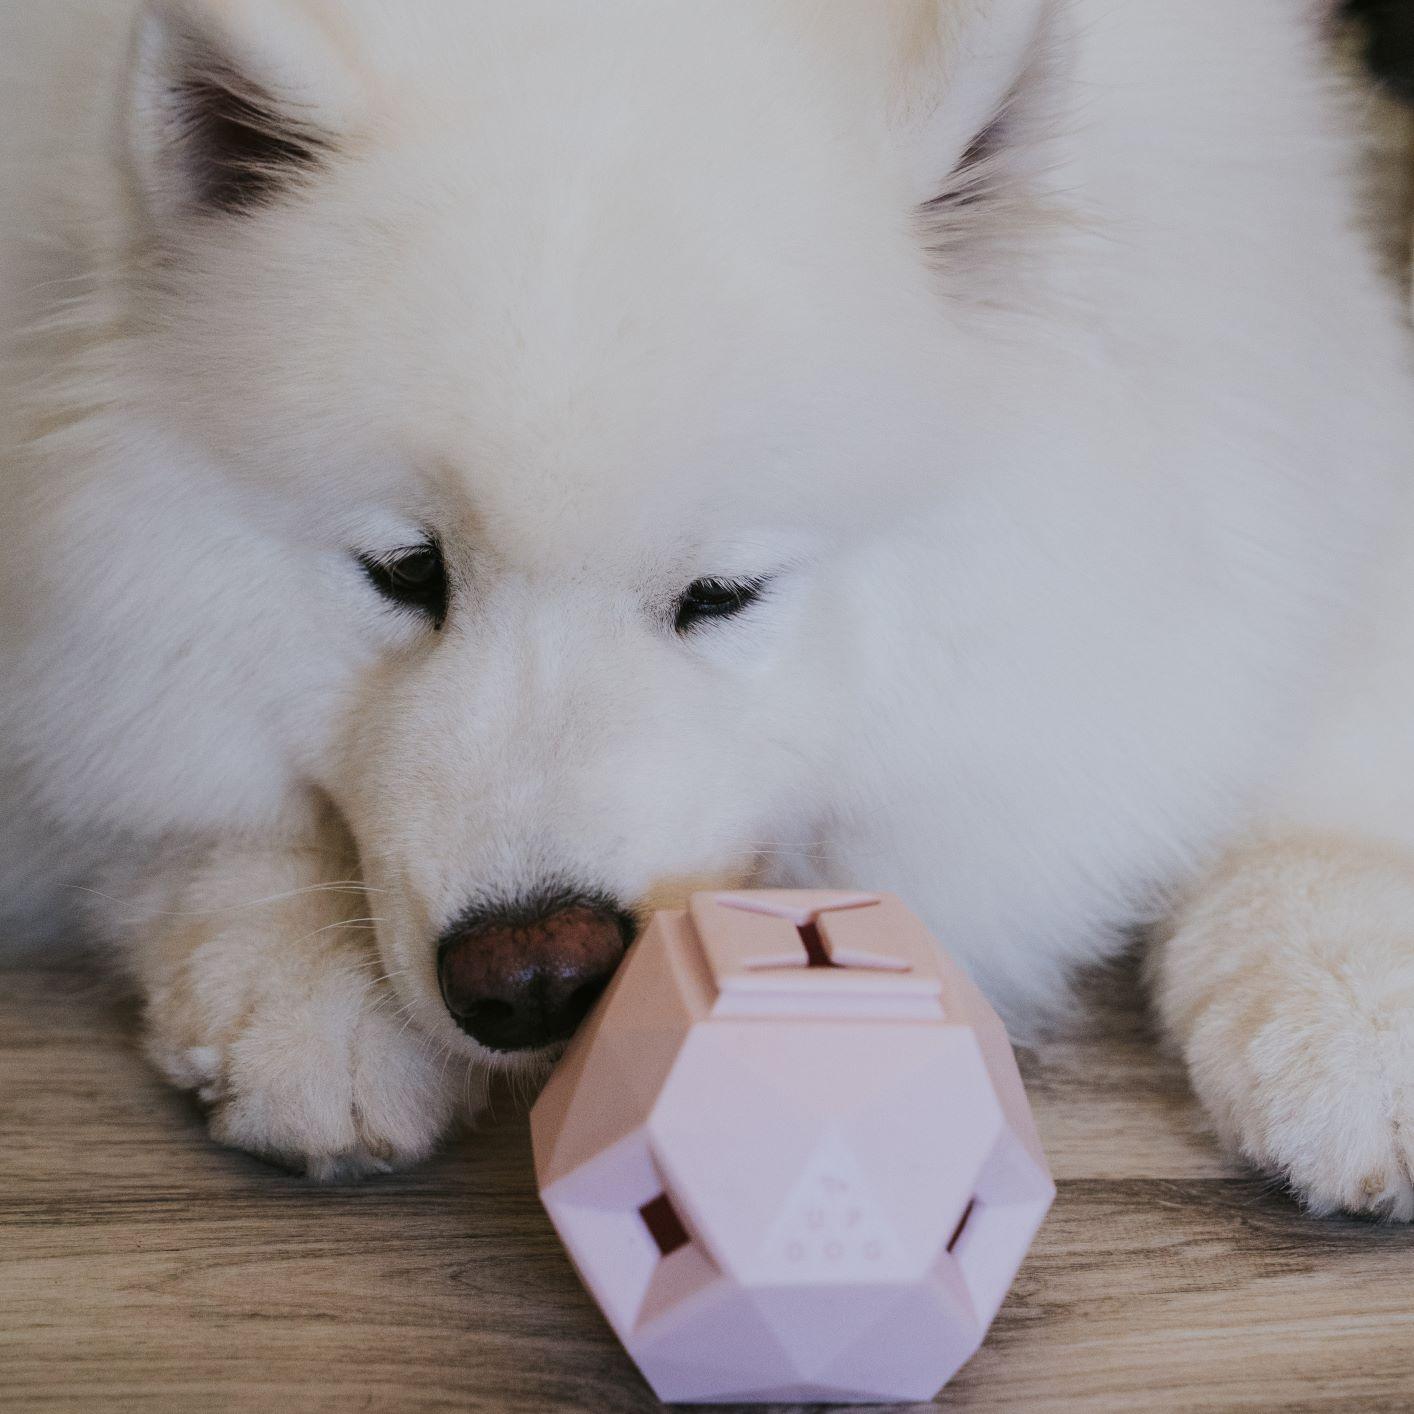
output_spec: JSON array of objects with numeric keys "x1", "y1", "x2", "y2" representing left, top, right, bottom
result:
[
  {"x1": 674, "y1": 577, "x2": 769, "y2": 633},
  {"x1": 360, "y1": 542, "x2": 448, "y2": 628}
]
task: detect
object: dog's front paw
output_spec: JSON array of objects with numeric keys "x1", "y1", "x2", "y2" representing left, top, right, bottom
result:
[
  {"x1": 145, "y1": 941, "x2": 471, "y2": 1180},
  {"x1": 1186, "y1": 973, "x2": 1414, "y2": 1221},
  {"x1": 1159, "y1": 839, "x2": 1414, "y2": 1221}
]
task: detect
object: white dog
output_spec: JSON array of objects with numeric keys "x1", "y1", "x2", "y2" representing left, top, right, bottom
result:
[{"x1": 4, "y1": 0, "x2": 1414, "y2": 1214}]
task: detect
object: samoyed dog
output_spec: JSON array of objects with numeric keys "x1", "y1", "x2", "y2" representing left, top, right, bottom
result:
[{"x1": 4, "y1": 0, "x2": 1414, "y2": 1214}]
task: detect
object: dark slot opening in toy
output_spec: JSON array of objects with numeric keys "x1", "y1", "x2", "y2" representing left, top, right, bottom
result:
[
  {"x1": 947, "y1": 1198, "x2": 977, "y2": 1254},
  {"x1": 797, "y1": 920, "x2": 836, "y2": 968},
  {"x1": 640, "y1": 1193, "x2": 691, "y2": 1258}
]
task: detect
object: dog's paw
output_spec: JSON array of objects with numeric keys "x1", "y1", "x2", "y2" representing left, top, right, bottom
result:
[
  {"x1": 1159, "y1": 839, "x2": 1414, "y2": 1221},
  {"x1": 144, "y1": 941, "x2": 471, "y2": 1180},
  {"x1": 1186, "y1": 970, "x2": 1414, "y2": 1221}
]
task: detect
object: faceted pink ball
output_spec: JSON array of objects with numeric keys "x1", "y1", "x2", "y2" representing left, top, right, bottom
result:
[{"x1": 531, "y1": 890, "x2": 1054, "y2": 1404}]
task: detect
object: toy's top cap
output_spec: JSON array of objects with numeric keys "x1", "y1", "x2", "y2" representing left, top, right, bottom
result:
[{"x1": 688, "y1": 891, "x2": 945, "y2": 1021}]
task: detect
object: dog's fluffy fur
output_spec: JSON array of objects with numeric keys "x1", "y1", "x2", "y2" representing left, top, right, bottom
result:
[{"x1": 4, "y1": 1, "x2": 1414, "y2": 1207}]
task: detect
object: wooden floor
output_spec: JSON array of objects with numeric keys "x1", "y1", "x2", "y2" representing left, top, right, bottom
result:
[{"x1": 3, "y1": 962, "x2": 1413, "y2": 1413}]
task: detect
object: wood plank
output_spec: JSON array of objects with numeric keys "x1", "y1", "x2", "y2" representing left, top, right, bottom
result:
[{"x1": 3, "y1": 968, "x2": 1413, "y2": 1412}]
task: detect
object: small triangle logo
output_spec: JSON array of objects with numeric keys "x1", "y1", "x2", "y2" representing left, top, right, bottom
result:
[{"x1": 760, "y1": 1130, "x2": 899, "y2": 1279}]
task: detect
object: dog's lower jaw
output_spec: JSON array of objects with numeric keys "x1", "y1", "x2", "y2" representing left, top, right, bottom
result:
[
  {"x1": 113, "y1": 837, "x2": 477, "y2": 1181},
  {"x1": 1154, "y1": 835, "x2": 1414, "y2": 1221}
]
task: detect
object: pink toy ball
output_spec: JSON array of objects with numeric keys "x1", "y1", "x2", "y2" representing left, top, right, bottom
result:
[{"x1": 530, "y1": 889, "x2": 1055, "y2": 1405}]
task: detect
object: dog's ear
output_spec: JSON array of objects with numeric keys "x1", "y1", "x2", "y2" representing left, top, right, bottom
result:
[
  {"x1": 890, "y1": 0, "x2": 1054, "y2": 206},
  {"x1": 129, "y1": 0, "x2": 355, "y2": 224}
]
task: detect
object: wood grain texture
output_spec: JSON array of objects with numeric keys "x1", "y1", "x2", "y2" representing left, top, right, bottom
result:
[{"x1": 3, "y1": 963, "x2": 1413, "y2": 1413}]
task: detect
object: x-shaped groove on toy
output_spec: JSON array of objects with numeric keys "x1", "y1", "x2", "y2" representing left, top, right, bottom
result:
[
  {"x1": 687, "y1": 891, "x2": 948, "y2": 1021},
  {"x1": 711, "y1": 891, "x2": 908, "y2": 971}
]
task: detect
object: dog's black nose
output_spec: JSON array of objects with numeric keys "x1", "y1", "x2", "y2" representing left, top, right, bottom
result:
[{"x1": 437, "y1": 893, "x2": 635, "y2": 1051}]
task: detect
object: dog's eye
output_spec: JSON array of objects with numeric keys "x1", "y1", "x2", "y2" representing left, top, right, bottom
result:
[
  {"x1": 360, "y1": 542, "x2": 448, "y2": 628},
  {"x1": 674, "y1": 577, "x2": 769, "y2": 633}
]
